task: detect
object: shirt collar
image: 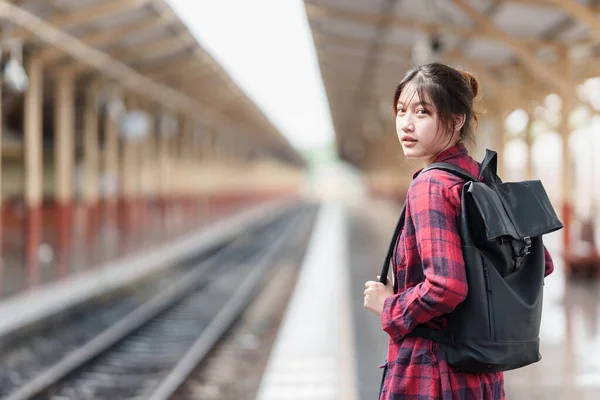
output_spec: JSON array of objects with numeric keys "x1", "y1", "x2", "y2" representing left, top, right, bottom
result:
[{"x1": 412, "y1": 143, "x2": 468, "y2": 179}]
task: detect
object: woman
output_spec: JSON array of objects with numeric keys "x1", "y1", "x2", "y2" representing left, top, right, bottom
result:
[{"x1": 363, "y1": 63, "x2": 555, "y2": 399}]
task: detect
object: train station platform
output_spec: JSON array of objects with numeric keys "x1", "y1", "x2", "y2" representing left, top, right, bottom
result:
[
  {"x1": 255, "y1": 202, "x2": 358, "y2": 400},
  {"x1": 0, "y1": 196, "x2": 298, "y2": 342},
  {"x1": 257, "y1": 198, "x2": 600, "y2": 399}
]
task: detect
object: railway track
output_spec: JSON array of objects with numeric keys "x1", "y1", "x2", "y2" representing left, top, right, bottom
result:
[{"x1": 0, "y1": 203, "x2": 317, "y2": 400}]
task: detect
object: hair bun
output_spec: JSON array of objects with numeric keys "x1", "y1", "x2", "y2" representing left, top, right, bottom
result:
[{"x1": 461, "y1": 70, "x2": 479, "y2": 98}]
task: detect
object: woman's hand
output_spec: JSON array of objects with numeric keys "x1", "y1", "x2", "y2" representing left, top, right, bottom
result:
[{"x1": 364, "y1": 276, "x2": 394, "y2": 317}]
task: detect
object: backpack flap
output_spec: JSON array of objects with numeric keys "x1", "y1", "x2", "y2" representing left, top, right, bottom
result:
[
  {"x1": 496, "y1": 181, "x2": 563, "y2": 237},
  {"x1": 467, "y1": 180, "x2": 563, "y2": 243}
]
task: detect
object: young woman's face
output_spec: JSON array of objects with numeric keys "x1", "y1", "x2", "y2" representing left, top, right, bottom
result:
[{"x1": 395, "y1": 83, "x2": 458, "y2": 164}]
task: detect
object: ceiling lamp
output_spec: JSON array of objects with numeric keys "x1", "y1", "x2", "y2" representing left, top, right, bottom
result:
[
  {"x1": 3, "y1": 39, "x2": 28, "y2": 93},
  {"x1": 120, "y1": 110, "x2": 151, "y2": 142}
]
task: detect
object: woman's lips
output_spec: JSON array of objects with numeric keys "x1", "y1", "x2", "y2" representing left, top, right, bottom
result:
[{"x1": 401, "y1": 136, "x2": 418, "y2": 147}]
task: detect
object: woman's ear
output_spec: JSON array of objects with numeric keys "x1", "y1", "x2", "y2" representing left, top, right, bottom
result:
[{"x1": 453, "y1": 114, "x2": 466, "y2": 133}]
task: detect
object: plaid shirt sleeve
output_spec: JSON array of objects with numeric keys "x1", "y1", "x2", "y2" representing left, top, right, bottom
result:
[
  {"x1": 381, "y1": 175, "x2": 468, "y2": 342},
  {"x1": 544, "y1": 246, "x2": 554, "y2": 277}
]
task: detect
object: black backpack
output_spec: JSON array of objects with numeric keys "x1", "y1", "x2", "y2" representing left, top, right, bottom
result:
[{"x1": 379, "y1": 149, "x2": 563, "y2": 373}]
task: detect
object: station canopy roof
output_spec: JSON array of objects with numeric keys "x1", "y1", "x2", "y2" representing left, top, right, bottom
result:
[
  {"x1": 0, "y1": 0, "x2": 303, "y2": 166},
  {"x1": 304, "y1": 0, "x2": 600, "y2": 168}
]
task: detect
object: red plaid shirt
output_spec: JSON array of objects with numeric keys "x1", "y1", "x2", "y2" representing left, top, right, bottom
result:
[{"x1": 379, "y1": 143, "x2": 554, "y2": 399}]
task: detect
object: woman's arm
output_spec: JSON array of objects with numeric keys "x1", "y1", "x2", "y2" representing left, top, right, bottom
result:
[{"x1": 381, "y1": 175, "x2": 468, "y2": 342}]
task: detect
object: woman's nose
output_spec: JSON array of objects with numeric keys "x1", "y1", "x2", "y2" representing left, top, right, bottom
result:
[{"x1": 399, "y1": 116, "x2": 414, "y2": 132}]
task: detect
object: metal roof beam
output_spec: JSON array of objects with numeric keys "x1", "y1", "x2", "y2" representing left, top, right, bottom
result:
[
  {"x1": 38, "y1": 15, "x2": 175, "y2": 65},
  {"x1": 549, "y1": 0, "x2": 600, "y2": 39},
  {"x1": 61, "y1": 33, "x2": 195, "y2": 75},
  {"x1": 452, "y1": 0, "x2": 572, "y2": 95},
  {"x1": 0, "y1": 1, "x2": 232, "y2": 129},
  {"x1": 11, "y1": 0, "x2": 152, "y2": 42},
  {"x1": 305, "y1": 1, "x2": 558, "y2": 50}
]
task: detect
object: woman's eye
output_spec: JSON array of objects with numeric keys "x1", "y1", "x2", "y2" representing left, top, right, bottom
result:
[
  {"x1": 396, "y1": 108, "x2": 405, "y2": 114},
  {"x1": 416, "y1": 109, "x2": 427, "y2": 115}
]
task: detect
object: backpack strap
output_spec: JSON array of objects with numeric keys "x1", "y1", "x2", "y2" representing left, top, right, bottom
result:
[
  {"x1": 421, "y1": 162, "x2": 478, "y2": 182},
  {"x1": 378, "y1": 202, "x2": 406, "y2": 293}
]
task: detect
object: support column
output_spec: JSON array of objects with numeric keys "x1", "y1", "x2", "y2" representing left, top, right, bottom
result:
[
  {"x1": 174, "y1": 115, "x2": 185, "y2": 232},
  {"x1": 191, "y1": 124, "x2": 203, "y2": 217},
  {"x1": 120, "y1": 113, "x2": 136, "y2": 248},
  {"x1": 164, "y1": 133, "x2": 177, "y2": 236},
  {"x1": 0, "y1": 78, "x2": 2, "y2": 203},
  {"x1": 82, "y1": 84, "x2": 100, "y2": 252},
  {"x1": 493, "y1": 108, "x2": 506, "y2": 180},
  {"x1": 195, "y1": 127, "x2": 203, "y2": 162},
  {"x1": 145, "y1": 126, "x2": 156, "y2": 197},
  {"x1": 54, "y1": 71, "x2": 75, "y2": 278},
  {"x1": 146, "y1": 124, "x2": 158, "y2": 237},
  {"x1": 518, "y1": 72, "x2": 535, "y2": 182},
  {"x1": 54, "y1": 72, "x2": 74, "y2": 206},
  {"x1": 83, "y1": 85, "x2": 100, "y2": 205},
  {"x1": 208, "y1": 128, "x2": 222, "y2": 210},
  {"x1": 158, "y1": 122, "x2": 169, "y2": 200},
  {"x1": 181, "y1": 116, "x2": 193, "y2": 223},
  {"x1": 24, "y1": 55, "x2": 43, "y2": 289},
  {"x1": 158, "y1": 114, "x2": 170, "y2": 234},
  {"x1": 0, "y1": 73, "x2": 3, "y2": 289},
  {"x1": 120, "y1": 97, "x2": 148, "y2": 249},
  {"x1": 103, "y1": 94, "x2": 120, "y2": 257},
  {"x1": 180, "y1": 116, "x2": 191, "y2": 162},
  {"x1": 212, "y1": 129, "x2": 223, "y2": 164},
  {"x1": 138, "y1": 106, "x2": 154, "y2": 240},
  {"x1": 560, "y1": 49, "x2": 575, "y2": 253},
  {"x1": 524, "y1": 108, "x2": 534, "y2": 181},
  {"x1": 198, "y1": 126, "x2": 212, "y2": 212},
  {"x1": 103, "y1": 97, "x2": 120, "y2": 206}
]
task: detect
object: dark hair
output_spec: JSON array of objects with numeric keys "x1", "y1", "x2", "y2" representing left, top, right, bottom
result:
[{"x1": 393, "y1": 62, "x2": 480, "y2": 147}]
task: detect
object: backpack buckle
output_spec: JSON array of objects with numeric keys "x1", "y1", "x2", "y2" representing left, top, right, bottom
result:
[
  {"x1": 520, "y1": 236, "x2": 531, "y2": 256},
  {"x1": 512, "y1": 236, "x2": 532, "y2": 258}
]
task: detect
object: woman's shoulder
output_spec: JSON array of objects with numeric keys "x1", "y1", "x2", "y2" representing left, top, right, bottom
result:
[
  {"x1": 407, "y1": 168, "x2": 463, "y2": 209},
  {"x1": 409, "y1": 167, "x2": 466, "y2": 192}
]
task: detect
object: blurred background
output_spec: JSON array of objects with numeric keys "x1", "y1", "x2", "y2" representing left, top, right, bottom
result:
[{"x1": 0, "y1": 0, "x2": 597, "y2": 399}]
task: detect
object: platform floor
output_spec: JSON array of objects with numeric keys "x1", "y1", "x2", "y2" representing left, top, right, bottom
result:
[
  {"x1": 256, "y1": 202, "x2": 358, "y2": 400},
  {"x1": 258, "y1": 198, "x2": 600, "y2": 399}
]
